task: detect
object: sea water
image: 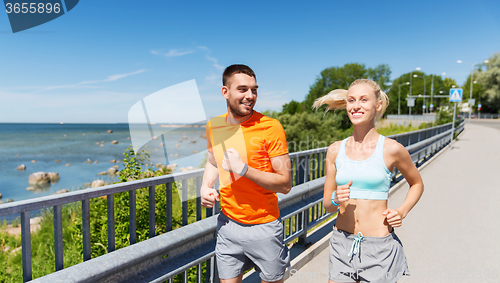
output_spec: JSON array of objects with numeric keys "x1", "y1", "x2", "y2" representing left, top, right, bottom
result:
[{"x1": 0, "y1": 123, "x2": 208, "y2": 206}]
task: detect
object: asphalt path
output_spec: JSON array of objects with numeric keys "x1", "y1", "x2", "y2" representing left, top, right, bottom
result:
[
  {"x1": 286, "y1": 121, "x2": 500, "y2": 283},
  {"x1": 470, "y1": 119, "x2": 500, "y2": 131}
]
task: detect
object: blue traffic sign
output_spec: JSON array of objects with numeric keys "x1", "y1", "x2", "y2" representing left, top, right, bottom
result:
[{"x1": 449, "y1": 88, "x2": 463, "y2": 102}]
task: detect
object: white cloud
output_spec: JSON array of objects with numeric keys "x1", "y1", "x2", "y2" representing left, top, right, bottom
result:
[
  {"x1": 151, "y1": 45, "x2": 224, "y2": 71},
  {"x1": 198, "y1": 46, "x2": 224, "y2": 71},
  {"x1": 150, "y1": 49, "x2": 195, "y2": 58},
  {"x1": 17, "y1": 69, "x2": 148, "y2": 93},
  {"x1": 204, "y1": 73, "x2": 219, "y2": 85},
  {"x1": 79, "y1": 69, "x2": 147, "y2": 85},
  {"x1": 1, "y1": 89, "x2": 149, "y2": 123}
]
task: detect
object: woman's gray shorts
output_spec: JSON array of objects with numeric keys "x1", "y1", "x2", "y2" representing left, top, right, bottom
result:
[
  {"x1": 329, "y1": 228, "x2": 410, "y2": 283},
  {"x1": 216, "y1": 213, "x2": 290, "y2": 281}
]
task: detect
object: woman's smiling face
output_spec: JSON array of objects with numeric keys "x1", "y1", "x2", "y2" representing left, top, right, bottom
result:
[{"x1": 346, "y1": 83, "x2": 381, "y2": 125}]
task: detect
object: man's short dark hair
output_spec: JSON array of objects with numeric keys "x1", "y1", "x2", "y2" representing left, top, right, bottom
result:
[{"x1": 222, "y1": 64, "x2": 256, "y2": 87}]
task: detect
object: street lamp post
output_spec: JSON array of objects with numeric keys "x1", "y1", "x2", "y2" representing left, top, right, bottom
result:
[
  {"x1": 423, "y1": 75, "x2": 426, "y2": 113},
  {"x1": 398, "y1": 82, "x2": 410, "y2": 115},
  {"x1": 412, "y1": 72, "x2": 426, "y2": 114},
  {"x1": 478, "y1": 90, "x2": 481, "y2": 119},
  {"x1": 457, "y1": 59, "x2": 489, "y2": 123}
]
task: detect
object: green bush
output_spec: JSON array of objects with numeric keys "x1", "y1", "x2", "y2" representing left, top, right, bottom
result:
[{"x1": 0, "y1": 146, "x2": 202, "y2": 282}]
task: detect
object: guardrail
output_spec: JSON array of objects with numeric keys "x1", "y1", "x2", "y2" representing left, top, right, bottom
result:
[
  {"x1": 386, "y1": 114, "x2": 437, "y2": 122},
  {"x1": 463, "y1": 113, "x2": 500, "y2": 119},
  {"x1": 0, "y1": 121, "x2": 464, "y2": 282}
]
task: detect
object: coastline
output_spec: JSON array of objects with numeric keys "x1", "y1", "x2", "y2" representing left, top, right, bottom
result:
[{"x1": 0, "y1": 123, "x2": 207, "y2": 207}]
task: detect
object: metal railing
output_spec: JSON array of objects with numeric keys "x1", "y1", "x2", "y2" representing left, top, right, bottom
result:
[
  {"x1": 0, "y1": 121, "x2": 464, "y2": 282},
  {"x1": 462, "y1": 113, "x2": 500, "y2": 119},
  {"x1": 386, "y1": 114, "x2": 437, "y2": 122}
]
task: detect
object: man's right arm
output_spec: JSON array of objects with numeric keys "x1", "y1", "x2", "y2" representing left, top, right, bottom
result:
[{"x1": 200, "y1": 151, "x2": 220, "y2": 208}]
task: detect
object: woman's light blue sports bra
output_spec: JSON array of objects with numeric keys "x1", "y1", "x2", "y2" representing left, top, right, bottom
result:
[{"x1": 335, "y1": 135, "x2": 392, "y2": 200}]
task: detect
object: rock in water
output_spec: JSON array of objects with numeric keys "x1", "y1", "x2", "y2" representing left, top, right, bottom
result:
[
  {"x1": 91, "y1": 180, "x2": 106, "y2": 188},
  {"x1": 54, "y1": 189, "x2": 69, "y2": 194},
  {"x1": 48, "y1": 172, "x2": 60, "y2": 183},
  {"x1": 16, "y1": 164, "x2": 26, "y2": 170},
  {"x1": 0, "y1": 193, "x2": 2, "y2": 198},
  {"x1": 111, "y1": 140, "x2": 118, "y2": 144},
  {"x1": 97, "y1": 171, "x2": 107, "y2": 176},
  {"x1": 107, "y1": 130, "x2": 113, "y2": 133},
  {"x1": 107, "y1": 167, "x2": 118, "y2": 175},
  {"x1": 29, "y1": 172, "x2": 50, "y2": 185}
]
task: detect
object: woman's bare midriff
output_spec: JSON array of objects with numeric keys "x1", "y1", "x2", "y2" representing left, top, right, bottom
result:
[{"x1": 334, "y1": 199, "x2": 392, "y2": 237}]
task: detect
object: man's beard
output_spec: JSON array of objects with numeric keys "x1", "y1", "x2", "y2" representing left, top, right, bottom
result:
[{"x1": 229, "y1": 101, "x2": 253, "y2": 118}]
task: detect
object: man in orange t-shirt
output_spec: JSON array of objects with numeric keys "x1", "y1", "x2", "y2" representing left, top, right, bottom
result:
[{"x1": 201, "y1": 64, "x2": 292, "y2": 283}]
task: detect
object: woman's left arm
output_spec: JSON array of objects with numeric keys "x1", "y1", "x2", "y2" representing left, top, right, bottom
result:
[{"x1": 383, "y1": 141, "x2": 424, "y2": 227}]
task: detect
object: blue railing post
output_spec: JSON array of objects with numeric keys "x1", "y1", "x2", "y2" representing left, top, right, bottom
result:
[
  {"x1": 21, "y1": 211, "x2": 32, "y2": 282},
  {"x1": 54, "y1": 204, "x2": 63, "y2": 271}
]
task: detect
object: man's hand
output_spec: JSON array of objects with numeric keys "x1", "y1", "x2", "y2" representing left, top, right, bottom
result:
[
  {"x1": 382, "y1": 208, "x2": 403, "y2": 228},
  {"x1": 222, "y1": 148, "x2": 245, "y2": 174},
  {"x1": 201, "y1": 187, "x2": 219, "y2": 208},
  {"x1": 334, "y1": 180, "x2": 352, "y2": 204}
]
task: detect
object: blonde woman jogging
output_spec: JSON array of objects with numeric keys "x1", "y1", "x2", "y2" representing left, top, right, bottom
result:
[{"x1": 313, "y1": 79, "x2": 424, "y2": 283}]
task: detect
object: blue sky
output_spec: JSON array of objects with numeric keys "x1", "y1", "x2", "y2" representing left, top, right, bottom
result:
[{"x1": 1, "y1": 0, "x2": 499, "y2": 123}]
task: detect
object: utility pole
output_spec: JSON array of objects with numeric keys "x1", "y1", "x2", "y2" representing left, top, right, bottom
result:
[{"x1": 430, "y1": 74, "x2": 434, "y2": 112}]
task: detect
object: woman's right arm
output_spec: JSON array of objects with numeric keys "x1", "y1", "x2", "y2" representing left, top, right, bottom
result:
[
  {"x1": 324, "y1": 142, "x2": 340, "y2": 213},
  {"x1": 324, "y1": 142, "x2": 352, "y2": 213}
]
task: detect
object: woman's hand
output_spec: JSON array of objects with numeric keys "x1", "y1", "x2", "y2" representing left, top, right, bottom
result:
[
  {"x1": 222, "y1": 148, "x2": 245, "y2": 174},
  {"x1": 382, "y1": 208, "x2": 403, "y2": 227},
  {"x1": 334, "y1": 180, "x2": 352, "y2": 204}
]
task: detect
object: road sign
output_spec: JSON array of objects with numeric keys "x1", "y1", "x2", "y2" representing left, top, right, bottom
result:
[
  {"x1": 468, "y1": 99, "x2": 475, "y2": 106},
  {"x1": 449, "y1": 88, "x2": 463, "y2": 102},
  {"x1": 478, "y1": 103, "x2": 482, "y2": 108},
  {"x1": 407, "y1": 98, "x2": 415, "y2": 107}
]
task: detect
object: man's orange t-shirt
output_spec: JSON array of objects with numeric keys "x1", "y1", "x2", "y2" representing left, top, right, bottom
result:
[{"x1": 206, "y1": 111, "x2": 288, "y2": 224}]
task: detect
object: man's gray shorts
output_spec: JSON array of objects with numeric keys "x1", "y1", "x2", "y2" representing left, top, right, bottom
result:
[
  {"x1": 216, "y1": 213, "x2": 290, "y2": 281},
  {"x1": 329, "y1": 228, "x2": 410, "y2": 283}
]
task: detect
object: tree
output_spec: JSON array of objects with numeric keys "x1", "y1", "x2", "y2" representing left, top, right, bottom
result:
[
  {"x1": 302, "y1": 63, "x2": 391, "y2": 111},
  {"x1": 281, "y1": 100, "x2": 304, "y2": 115},
  {"x1": 475, "y1": 52, "x2": 500, "y2": 114},
  {"x1": 275, "y1": 111, "x2": 351, "y2": 153},
  {"x1": 386, "y1": 72, "x2": 452, "y2": 115},
  {"x1": 443, "y1": 78, "x2": 457, "y2": 91},
  {"x1": 461, "y1": 74, "x2": 485, "y2": 113}
]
